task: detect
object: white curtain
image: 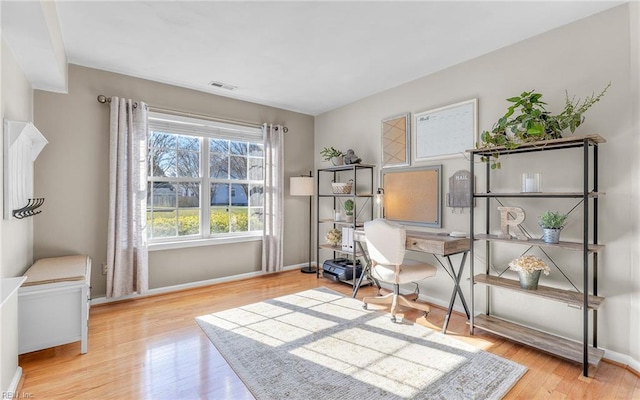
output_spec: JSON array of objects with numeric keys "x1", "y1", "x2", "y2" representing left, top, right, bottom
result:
[
  {"x1": 262, "y1": 124, "x2": 284, "y2": 273},
  {"x1": 106, "y1": 97, "x2": 149, "y2": 298}
]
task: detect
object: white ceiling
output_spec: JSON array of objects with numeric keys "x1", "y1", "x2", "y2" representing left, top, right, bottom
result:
[{"x1": 1, "y1": 1, "x2": 625, "y2": 116}]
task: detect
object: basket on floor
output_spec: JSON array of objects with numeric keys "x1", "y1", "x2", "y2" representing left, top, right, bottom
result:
[{"x1": 331, "y1": 179, "x2": 353, "y2": 194}]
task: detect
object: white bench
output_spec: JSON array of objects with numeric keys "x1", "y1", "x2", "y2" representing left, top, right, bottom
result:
[{"x1": 18, "y1": 255, "x2": 91, "y2": 354}]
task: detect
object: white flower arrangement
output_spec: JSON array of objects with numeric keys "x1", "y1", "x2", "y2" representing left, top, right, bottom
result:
[
  {"x1": 508, "y1": 255, "x2": 550, "y2": 275},
  {"x1": 325, "y1": 228, "x2": 342, "y2": 246}
]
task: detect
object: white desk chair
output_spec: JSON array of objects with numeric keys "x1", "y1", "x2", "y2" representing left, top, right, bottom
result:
[{"x1": 362, "y1": 218, "x2": 437, "y2": 322}]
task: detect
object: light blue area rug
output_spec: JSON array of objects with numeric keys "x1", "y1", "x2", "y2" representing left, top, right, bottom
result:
[{"x1": 196, "y1": 287, "x2": 526, "y2": 399}]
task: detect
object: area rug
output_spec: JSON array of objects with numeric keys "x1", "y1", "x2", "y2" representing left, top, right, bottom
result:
[{"x1": 196, "y1": 287, "x2": 526, "y2": 399}]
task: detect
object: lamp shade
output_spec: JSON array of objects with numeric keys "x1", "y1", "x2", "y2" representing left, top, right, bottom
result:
[{"x1": 290, "y1": 176, "x2": 314, "y2": 196}]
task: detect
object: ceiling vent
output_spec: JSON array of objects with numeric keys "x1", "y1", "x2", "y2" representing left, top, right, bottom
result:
[{"x1": 208, "y1": 81, "x2": 237, "y2": 91}]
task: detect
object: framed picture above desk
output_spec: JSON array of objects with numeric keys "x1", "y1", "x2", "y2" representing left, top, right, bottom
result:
[{"x1": 381, "y1": 165, "x2": 441, "y2": 228}]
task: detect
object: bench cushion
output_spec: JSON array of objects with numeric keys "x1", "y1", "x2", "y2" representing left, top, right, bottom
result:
[{"x1": 22, "y1": 255, "x2": 91, "y2": 286}]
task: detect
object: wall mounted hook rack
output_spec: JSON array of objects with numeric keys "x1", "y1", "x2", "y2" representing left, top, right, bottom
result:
[{"x1": 13, "y1": 198, "x2": 45, "y2": 219}]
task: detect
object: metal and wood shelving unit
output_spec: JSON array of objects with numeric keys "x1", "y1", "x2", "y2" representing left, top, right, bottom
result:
[
  {"x1": 316, "y1": 164, "x2": 374, "y2": 297},
  {"x1": 468, "y1": 134, "x2": 605, "y2": 377}
]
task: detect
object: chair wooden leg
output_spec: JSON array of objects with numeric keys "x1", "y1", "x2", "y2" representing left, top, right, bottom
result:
[
  {"x1": 403, "y1": 292, "x2": 419, "y2": 301},
  {"x1": 397, "y1": 295, "x2": 431, "y2": 314},
  {"x1": 390, "y1": 294, "x2": 399, "y2": 321},
  {"x1": 363, "y1": 291, "x2": 430, "y2": 321},
  {"x1": 362, "y1": 292, "x2": 394, "y2": 307}
]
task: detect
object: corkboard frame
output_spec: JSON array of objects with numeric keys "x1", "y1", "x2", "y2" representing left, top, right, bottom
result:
[
  {"x1": 381, "y1": 165, "x2": 442, "y2": 228},
  {"x1": 381, "y1": 113, "x2": 410, "y2": 169}
]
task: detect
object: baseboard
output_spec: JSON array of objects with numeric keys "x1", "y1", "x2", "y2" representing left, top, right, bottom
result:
[
  {"x1": 91, "y1": 262, "x2": 317, "y2": 305},
  {"x1": 601, "y1": 348, "x2": 640, "y2": 375},
  {"x1": 281, "y1": 262, "x2": 317, "y2": 272},
  {"x1": 6, "y1": 367, "x2": 22, "y2": 396}
]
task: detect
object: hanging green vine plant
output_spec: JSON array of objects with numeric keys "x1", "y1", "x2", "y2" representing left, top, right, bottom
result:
[{"x1": 477, "y1": 83, "x2": 610, "y2": 169}]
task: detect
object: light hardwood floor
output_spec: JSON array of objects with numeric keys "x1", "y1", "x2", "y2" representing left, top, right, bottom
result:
[{"x1": 17, "y1": 270, "x2": 640, "y2": 399}]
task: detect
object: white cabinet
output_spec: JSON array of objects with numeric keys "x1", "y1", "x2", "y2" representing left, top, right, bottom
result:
[
  {"x1": 18, "y1": 256, "x2": 91, "y2": 354},
  {"x1": 19, "y1": 281, "x2": 90, "y2": 354}
]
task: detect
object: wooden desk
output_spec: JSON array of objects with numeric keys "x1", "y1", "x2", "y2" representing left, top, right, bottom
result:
[{"x1": 353, "y1": 230, "x2": 470, "y2": 334}]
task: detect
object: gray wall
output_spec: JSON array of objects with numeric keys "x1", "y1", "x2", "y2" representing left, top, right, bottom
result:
[
  {"x1": 34, "y1": 65, "x2": 314, "y2": 297},
  {"x1": 316, "y1": 5, "x2": 639, "y2": 365}
]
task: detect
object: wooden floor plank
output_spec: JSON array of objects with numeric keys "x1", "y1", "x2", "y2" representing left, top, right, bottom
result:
[
  {"x1": 16, "y1": 269, "x2": 638, "y2": 399},
  {"x1": 531, "y1": 370, "x2": 563, "y2": 400}
]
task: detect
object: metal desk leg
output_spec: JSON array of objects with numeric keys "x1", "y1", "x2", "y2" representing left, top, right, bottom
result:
[
  {"x1": 448, "y1": 252, "x2": 471, "y2": 318},
  {"x1": 352, "y1": 241, "x2": 370, "y2": 298},
  {"x1": 441, "y1": 251, "x2": 469, "y2": 334}
]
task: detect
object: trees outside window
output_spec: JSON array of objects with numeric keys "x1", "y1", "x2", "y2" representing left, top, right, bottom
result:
[{"x1": 146, "y1": 115, "x2": 264, "y2": 242}]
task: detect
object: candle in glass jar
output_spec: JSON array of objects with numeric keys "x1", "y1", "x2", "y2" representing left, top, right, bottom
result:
[{"x1": 522, "y1": 173, "x2": 542, "y2": 192}]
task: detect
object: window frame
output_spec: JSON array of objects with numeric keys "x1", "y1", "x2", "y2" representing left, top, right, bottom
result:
[{"x1": 146, "y1": 112, "x2": 264, "y2": 248}]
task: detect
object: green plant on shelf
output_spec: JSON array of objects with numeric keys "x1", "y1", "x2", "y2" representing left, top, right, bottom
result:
[
  {"x1": 320, "y1": 146, "x2": 343, "y2": 161},
  {"x1": 538, "y1": 210, "x2": 568, "y2": 229},
  {"x1": 343, "y1": 199, "x2": 354, "y2": 216},
  {"x1": 477, "y1": 83, "x2": 610, "y2": 169}
]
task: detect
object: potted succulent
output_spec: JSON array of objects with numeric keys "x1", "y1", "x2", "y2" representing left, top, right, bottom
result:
[
  {"x1": 343, "y1": 199, "x2": 354, "y2": 223},
  {"x1": 478, "y1": 84, "x2": 610, "y2": 169},
  {"x1": 508, "y1": 255, "x2": 551, "y2": 290},
  {"x1": 538, "y1": 211, "x2": 568, "y2": 244},
  {"x1": 320, "y1": 147, "x2": 344, "y2": 166}
]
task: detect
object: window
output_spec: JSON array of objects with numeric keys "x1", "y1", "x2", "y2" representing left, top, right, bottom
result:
[{"x1": 146, "y1": 113, "x2": 264, "y2": 244}]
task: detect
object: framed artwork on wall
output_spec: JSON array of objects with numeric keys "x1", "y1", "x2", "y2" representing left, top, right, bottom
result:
[
  {"x1": 413, "y1": 98, "x2": 477, "y2": 162},
  {"x1": 381, "y1": 113, "x2": 410, "y2": 168}
]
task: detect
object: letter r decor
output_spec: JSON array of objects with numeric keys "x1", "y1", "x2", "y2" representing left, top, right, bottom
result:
[{"x1": 497, "y1": 206, "x2": 528, "y2": 240}]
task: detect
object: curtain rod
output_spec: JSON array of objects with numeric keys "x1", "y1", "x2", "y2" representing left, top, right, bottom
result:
[{"x1": 96, "y1": 94, "x2": 288, "y2": 133}]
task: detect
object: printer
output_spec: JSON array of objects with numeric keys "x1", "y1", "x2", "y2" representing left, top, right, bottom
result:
[{"x1": 322, "y1": 258, "x2": 363, "y2": 282}]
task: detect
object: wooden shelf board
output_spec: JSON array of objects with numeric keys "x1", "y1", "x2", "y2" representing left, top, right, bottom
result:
[
  {"x1": 473, "y1": 314, "x2": 604, "y2": 366},
  {"x1": 474, "y1": 274, "x2": 604, "y2": 310},
  {"x1": 318, "y1": 244, "x2": 364, "y2": 257},
  {"x1": 473, "y1": 191, "x2": 604, "y2": 198},
  {"x1": 473, "y1": 234, "x2": 605, "y2": 253},
  {"x1": 468, "y1": 134, "x2": 606, "y2": 156}
]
